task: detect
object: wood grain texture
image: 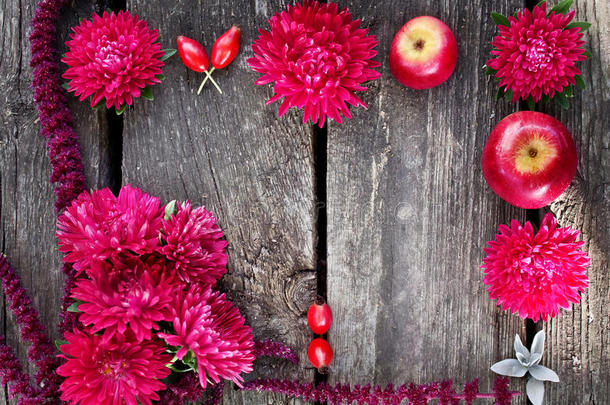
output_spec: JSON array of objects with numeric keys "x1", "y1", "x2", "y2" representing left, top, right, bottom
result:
[
  {"x1": 326, "y1": 0, "x2": 526, "y2": 400},
  {"x1": 0, "y1": 1, "x2": 110, "y2": 403},
  {"x1": 122, "y1": 1, "x2": 317, "y2": 403},
  {"x1": 543, "y1": 0, "x2": 610, "y2": 403}
]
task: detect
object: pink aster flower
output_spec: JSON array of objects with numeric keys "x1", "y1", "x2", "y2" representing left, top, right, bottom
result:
[
  {"x1": 71, "y1": 259, "x2": 177, "y2": 342},
  {"x1": 248, "y1": 1, "x2": 381, "y2": 127},
  {"x1": 483, "y1": 213, "x2": 590, "y2": 321},
  {"x1": 487, "y1": 3, "x2": 587, "y2": 103},
  {"x1": 57, "y1": 329, "x2": 171, "y2": 405},
  {"x1": 158, "y1": 201, "x2": 228, "y2": 286},
  {"x1": 62, "y1": 10, "x2": 165, "y2": 110},
  {"x1": 57, "y1": 185, "x2": 163, "y2": 272},
  {"x1": 159, "y1": 287, "x2": 254, "y2": 388}
]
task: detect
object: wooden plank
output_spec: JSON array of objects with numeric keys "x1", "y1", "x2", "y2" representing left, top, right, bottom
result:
[
  {"x1": 123, "y1": 1, "x2": 317, "y2": 403},
  {"x1": 0, "y1": 1, "x2": 111, "y2": 403},
  {"x1": 543, "y1": 0, "x2": 610, "y2": 402},
  {"x1": 327, "y1": 0, "x2": 526, "y2": 400}
]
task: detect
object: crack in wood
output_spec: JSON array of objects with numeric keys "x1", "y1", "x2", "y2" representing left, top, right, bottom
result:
[{"x1": 312, "y1": 123, "x2": 329, "y2": 397}]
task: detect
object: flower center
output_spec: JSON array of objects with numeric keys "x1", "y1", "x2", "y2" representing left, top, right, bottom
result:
[
  {"x1": 95, "y1": 35, "x2": 132, "y2": 75},
  {"x1": 524, "y1": 38, "x2": 554, "y2": 72},
  {"x1": 99, "y1": 356, "x2": 128, "y2": 380}
]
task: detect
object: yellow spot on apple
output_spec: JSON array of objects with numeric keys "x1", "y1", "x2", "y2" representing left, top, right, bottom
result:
[
  {"x1": 397, "y1": 27, "x2": 440, "y2": 61},
  {"x1": 514, "y1": 134, "x2": 557, "y2": 174}
]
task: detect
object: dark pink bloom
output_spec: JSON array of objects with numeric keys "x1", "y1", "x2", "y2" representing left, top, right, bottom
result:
[
  {"x1": 57, "y1": 329, "x2": 171, "y2": 405},
  {"x1": 159, "y1": 287, "x2": 254, "y2": 388},
  {"x1": 57, "y1": 185, "x2": 163, "y2": 272},
  {"x1": 62, "y1": 10, "x2": 164, "y2": 109},
  {"x1": 158, "y1": 201, "x2": 227, "y2": 286},
  {"x1": 71, "y1": 260, "x2": 176, "y2": 342},
  {"x1": 248, "y1": 1, "x2": 381, "y2": 126},
  {"x1": 483, "y1": 213, "x2": 590, "y2": 321},
  {"x1": 487, "y1": 3, "x2": 586, "y2": 102}
]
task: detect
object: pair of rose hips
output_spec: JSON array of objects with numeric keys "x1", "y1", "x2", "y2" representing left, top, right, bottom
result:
[
  {"x1": 176, "y1": 26, "x2": 240, "y2": 95},
  {"x1": 307, "y1": 297, "x2": 333, "y2": 373}
]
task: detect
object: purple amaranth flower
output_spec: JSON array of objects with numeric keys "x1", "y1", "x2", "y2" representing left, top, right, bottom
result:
[
  {"x1": 254, "y1": 339, "x2": 300, "y2": 364},
  {"x1": 0, "y1": 335, "x2": 43, "y2": 405},
  {"x1": 0, "y1": 255, "x2": 62, "y2": 403},
  {"x1": 30, "y1": 0, "x2": 87, "y2": 212},
  {"x1": 157, "y1": 373, "x2": 206, "y2": 405},
  {"x1": 202, "y1": 381, "x2": 225, "y2": 405},
  {"x1": 241, "y1": 377, "x2": 520, "y2": 404}
]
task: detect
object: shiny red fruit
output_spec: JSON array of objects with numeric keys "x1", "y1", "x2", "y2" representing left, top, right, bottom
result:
[
  {"x1": 389, "y1": 16, "x2": 457, "y2": 89},
  {"x1": 308, "y1": 338, "x2": 333, "y2": 373},
  {"x1": 482, "y1": 111, "x2": 578, "y2": 209},
  {"x1": 177, "y1": 36, "x2": 209, "y2": 72},
  {"x1": 307, "y1": 297, "x2": 332, "y2": 335},
  {"x1": 211, "y1": 26, "x2": 241, "y2": 69}
]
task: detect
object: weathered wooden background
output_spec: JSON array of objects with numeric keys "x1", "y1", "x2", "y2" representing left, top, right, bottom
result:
[{"x1": 0, "y1": 0, "x2": 608, "y2": 404}]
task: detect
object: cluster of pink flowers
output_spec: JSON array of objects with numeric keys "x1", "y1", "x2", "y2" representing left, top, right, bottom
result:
[{"x1": 55, "y1": 185, "x2": 254, "y2": 405}]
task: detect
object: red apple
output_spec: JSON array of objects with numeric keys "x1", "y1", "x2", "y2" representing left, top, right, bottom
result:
[
  {"x1": 389, "y1": 16, "x2": 457, "y2": 89},
  {"x1": 482, "y1": 111, "x2": 577, "y2": 209}
]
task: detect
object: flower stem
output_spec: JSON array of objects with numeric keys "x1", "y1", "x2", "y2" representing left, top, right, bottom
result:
[{"x1": 198, "y1": 68, "x2": 222, "y2": 95}]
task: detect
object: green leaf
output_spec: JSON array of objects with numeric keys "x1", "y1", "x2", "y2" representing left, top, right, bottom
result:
[
  {"x1": 550, "y1": 0, "x2": 573, "y2": 15},
  {"x1": 485, "y1": 66, "x2": 496, "y2": 76},
  {"x1": 141, "y1": 86, "x2": 154, "y2": 101},
  {"x1": 504, "y1": 88, "x2": 514, "y2": 103},
  {"x1": 527, "y1": 97, "x2": 536, "y2": 110},
  {"x1": 575, "y1": 75, "x2": 586, "y2": 89},
  {"x1": 157, "y1": 74, "x2": 166, "y2": 81},
  {"x1": 168, "y1": 364, "x2": 193, "y2": 373},
  {"x1": 565, "y1": 21, "x2": 592, "y2": 31},
  {"x1": 164, "y1": 200, "x2": 178, "y2": 220},
  {"x1": 496, "y1": 86, "x2": 505, "y2": 100},
  {"x1": 542, "y1": 94, "x2": 551, "y2": 104},
  {"x1": 160, "y1": 48, "x2": 177, "y2": 61},
  {"x1": 583, "y1": 48, "x2": 592, "y2": 59},
  {"x1": 55, "y1": 340, "x2": 68, "y2": 351},
  {"x1": 92, "y1": 98, "x2": 106, "y2": 110},
  {"x1": 491, "y1": 12, "x2": 511, "y2": 27},
  {"x1": 554, "y1": 91, "x2": 569, "y2": 109},
  {"x1": 115, "y1": 103, "x2": 128, "y2": 115},
  {"x1": 565, "y1": 84, "x2": 573, "y2": 98},
  {"x1": 536, "y1": 0, "x2": 547, "y2": 7},
  {"x1": 61, "y1": 82, "x2": 71, "y2": 91},
  {"x1": 67, "y1": 301, "x2": 83, "y2": 312}
]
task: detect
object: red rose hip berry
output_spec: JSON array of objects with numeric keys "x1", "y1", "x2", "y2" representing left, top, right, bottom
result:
[
  {"x1": 308, "y1": 338, "x2": 333, "y2": 373},
  {"x1": 307, "y1": 296, "x2": 332, "y2": 335}
]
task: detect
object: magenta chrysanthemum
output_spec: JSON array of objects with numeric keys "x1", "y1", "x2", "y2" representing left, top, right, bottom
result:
[
  {"x1": 57, "y1": 185, "x2": 163, "y2": 272},
  {"x1": 487, "y1": 3, "x2": 587, "y2": 103},
  {"x1": 158, "y1": 201, "x2": 228, "y2": 286},
  {"x1": 62, "y1": 10, "x2": 164, "y2": 109},
  {"x1": 159, "y1": 287, "x2": 254, "y2": 388},
  {"x1": 71, "y1": 260, "x2": 177, "y2": 342},
  {"x1": 57, "y1": 329, "x2": 171, "y2": 405},
  {"x1": 483, "y1": 213, "x2": 590, "y2": 321},
  {"x1": 248, "y1": 0, "x2": 381, "y2": 127}
]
